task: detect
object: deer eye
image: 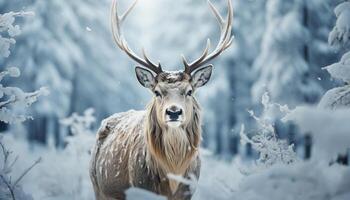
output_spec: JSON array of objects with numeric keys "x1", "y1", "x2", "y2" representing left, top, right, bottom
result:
[
  {"x1": 186, "y1": 90, "x2": 193, "y2": 96},
  {"x1": 154, "y1": 90, "x2": 162, "y2": 97}
]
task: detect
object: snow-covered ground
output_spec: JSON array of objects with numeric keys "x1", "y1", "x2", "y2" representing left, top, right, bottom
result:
[
  {"x1": 4, "y1": 136, "x2": 243, "y2": 200},
  {"x1": 4, "y1": 132, "x2": 350, "y2": 200}
]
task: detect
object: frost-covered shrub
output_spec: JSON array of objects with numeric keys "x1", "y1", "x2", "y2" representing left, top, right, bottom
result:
[
  {"x1": 60, "y1": 108, "x2": 96, "y2": 156},
  {"x1": 232, "y1": 93, "x2": 350, "y2": 200},
  {"x1": 240, "y1": 92, "x2": 297, "y2": 172},
  {"x1": 7, "y1": 109, "x2": 97, "y2": 200},
  {"x1": 0, "y1": 135, "x2": 41, "y2": 200}
]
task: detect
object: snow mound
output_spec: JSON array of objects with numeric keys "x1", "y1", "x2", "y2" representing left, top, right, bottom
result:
[
  {"x1": 235, "y1": 162, "x2": 350, "y2": 200},
  {"x1": 318, "y1": 86, "x2": 350, "y2": 109},
  {"x1": 284, "y1": 106, "x2": 350, "y2": 160},
  {"x1": 126, "y1": 188, "x2": 166, "y2": 200}
]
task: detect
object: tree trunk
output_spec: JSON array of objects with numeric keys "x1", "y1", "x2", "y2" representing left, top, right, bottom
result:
[
  {"x1": 215, "y1": 120, "x2": 223, "y2": 155},
  {"x1": 304, "y1": 134, "x2": 312, "y2": 159}
]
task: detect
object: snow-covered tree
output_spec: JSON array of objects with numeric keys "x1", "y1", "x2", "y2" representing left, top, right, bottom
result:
[
  {"x1": 0, "y1": 0, "x2": 145, "y2": 145},
  {"x1": 329, "y1": 1, "x2": 350, "y2": 50},
  {"x1": 0, "y1": 11, "x2": 48, "y2": 122},
  {"x1": 319, "y1": 1, "x2": 350, "y2": 109},
  {"x1": 0, "y1": 11, "x2": 45, "y2": 200},
  {"x1": 303, "y1": 0, "x2": 341, "y2": 90},
  {"x1": 223, "y1": 0, "x2": 266, "y2": 155},
  {"x1": 252, "y1": 0, "x2": 323, "y2": 106},
  {"x1": 319, "y1": 52, "x2": 350, "y2": 108}
]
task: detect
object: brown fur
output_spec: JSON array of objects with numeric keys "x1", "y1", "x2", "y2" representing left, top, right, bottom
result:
[{"x1": 90, "y1": 73, "x2": 201, "y2": 200}]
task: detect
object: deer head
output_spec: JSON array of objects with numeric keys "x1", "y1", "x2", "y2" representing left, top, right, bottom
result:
[{"x1": 111, "y1": 0, "x2": 233, "y2": 128}]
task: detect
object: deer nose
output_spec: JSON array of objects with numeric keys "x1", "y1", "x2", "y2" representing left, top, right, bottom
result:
[{"x1": 166, "y1": 106, "x2": 183, "y2": 121}]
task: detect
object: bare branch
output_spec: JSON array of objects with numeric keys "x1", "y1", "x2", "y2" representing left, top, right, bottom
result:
[
  {"x1": 0, "y1": 175, "x2": 15, "y2": 200},
  {"x1": 13, "y1": 157, "x2": 41, "y2": 187}
]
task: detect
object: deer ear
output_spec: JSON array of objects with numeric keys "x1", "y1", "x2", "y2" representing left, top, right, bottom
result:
[
  {"x1": 135, "y1": 67, "x2": 156, "y2": 89},
  {"x1": 191, "y1": 65, "x2": 213, "y2": 88}
]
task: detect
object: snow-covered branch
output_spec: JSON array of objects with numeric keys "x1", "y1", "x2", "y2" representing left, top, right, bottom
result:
[
  {"x1": 0, "y1": 11, "x2": 47, "y2": 124},
  {"x1": 0, "y1": 67, "x2": 49, "y2": 124},
  {"x1": 320, "y1": 1, "x2": 350, "y2": 110},
  {"x1": 329, "y1": 2, "x2": 350, "y2": 49},
  {"x1": 0, "y1": 11, "x2": 34, "y2": 58}
]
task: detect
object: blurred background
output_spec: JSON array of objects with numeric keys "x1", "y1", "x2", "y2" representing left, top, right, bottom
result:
[{"x1": 0, "y1": 0, "x2": 344, "y2": 159}]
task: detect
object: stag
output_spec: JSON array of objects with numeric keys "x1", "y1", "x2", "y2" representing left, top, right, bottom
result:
[{"x1": 90, "y1": 0, "x2": 233, "y2": 199}]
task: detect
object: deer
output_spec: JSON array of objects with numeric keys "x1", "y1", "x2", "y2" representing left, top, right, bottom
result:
[{"x1": 89, "y1": 0, "x2": 233, "y2": 199}]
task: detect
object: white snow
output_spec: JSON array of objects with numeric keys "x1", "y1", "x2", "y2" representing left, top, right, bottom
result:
[
  {"x1": 86, "y1": 26, "x2": 92, "y2": 32},
  {"x1": 323, "y1": 51, "x2": 350, "y2": 83},
  {"x1": 284, "y1": 106, "x2": 350, "y2": 161},
  {"x1": 126, "y1": 188, "x2": 167, "y2": 200},
  {"x1": 318, "y1": 86, "x2": 350, "y2": 109},
  {"x1": 234, "y1": 161, "x2": 350, "y2": 200}
]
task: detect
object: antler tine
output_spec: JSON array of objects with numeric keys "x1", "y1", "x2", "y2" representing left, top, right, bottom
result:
[
  {"x1": 182, "y1": 54, "x2": 189, "y2": 68},
  {"x1": 184, "y1": 39, "x2": 211, "y2": 74},
  {"x1": 111, "y1": 0, "x2": 163, "y2": 74},
  {"x1": 142, "y1": 48, "x2": 163, "y2": 73},
  {"x1": 184, "y1": 0, "x2": 233, "y2": 75},
  {"x1": 207, "y1": 0, "x2": 225, "y2": 29},
  {"x1": 120, "y1": 0, "x2": 139, "y2": 22}
]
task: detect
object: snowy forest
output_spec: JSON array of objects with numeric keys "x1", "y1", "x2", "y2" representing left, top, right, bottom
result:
[{"x1": 0, "y1": 0, "x2": 350, "y2": 199}]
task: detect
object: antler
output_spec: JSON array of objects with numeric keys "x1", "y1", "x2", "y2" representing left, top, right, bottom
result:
[
  {"x1": 183, "y1": 0, "x2": 233, "y2": 75},
  {"x1": 111, "y1": 0, "x2": 163, "y2": 74}
]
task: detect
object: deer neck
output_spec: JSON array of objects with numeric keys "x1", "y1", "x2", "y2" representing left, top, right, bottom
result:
[{"x1": 144, "y1": 101, "x2": 201, "y2": 193}]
